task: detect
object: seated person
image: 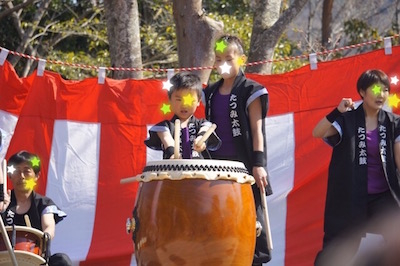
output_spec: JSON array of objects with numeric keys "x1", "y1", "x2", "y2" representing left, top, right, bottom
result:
[
  {"x1": 0, "y1": 150, "x2": 72, "y2": 266},
  {"x1": 145, "y1": 72, "x2": 221, "y2": 159}
]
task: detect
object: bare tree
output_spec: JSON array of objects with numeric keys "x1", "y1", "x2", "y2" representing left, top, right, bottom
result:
[
  {"x1": 247, "y1": 0, "x2": 309, "y2": 74},
  {"x1": 4, "y1": 0, "x2": 52, "y2": 76},
  {"x1": 104, "y1": 0, "x2": 143, "y2": 79},
  {"x1": 172, "y1": 0, "x2": 223, "y2": 83}
]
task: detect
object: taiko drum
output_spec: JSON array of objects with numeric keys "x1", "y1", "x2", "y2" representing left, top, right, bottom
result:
[{"x1": 131, "y1": 159, "x2": 256, "y2": 266}]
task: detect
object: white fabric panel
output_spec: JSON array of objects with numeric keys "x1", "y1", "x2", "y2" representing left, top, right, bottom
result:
[
  {"x1": 266, "y1": 113, "x2": 295, "y2": 266},
  {"x1": 146, "y1": 125, "x2": 163, "y2": 162},
  {"x1": 46, "y1": 120, "x2": 100, "y2": 264},
  {"x1": 0, "y1": 110, "x2": 19, "y2": 161}
]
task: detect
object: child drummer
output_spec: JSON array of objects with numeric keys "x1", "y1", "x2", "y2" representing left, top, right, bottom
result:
[{"x1": 145, "y1": 72, "x2": 221, "y2": 159}]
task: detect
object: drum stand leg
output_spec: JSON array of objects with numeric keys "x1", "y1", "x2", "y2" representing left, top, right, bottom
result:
[
  {"x1": 0, "y1": 217, "x2": 18, "y2": 266},
  {"x1": 260, "y1": 186, "x2": 273, "y2": 251}
]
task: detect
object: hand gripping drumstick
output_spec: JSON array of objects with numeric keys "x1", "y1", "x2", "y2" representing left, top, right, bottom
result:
[
  {"x1": 24, "y1": 215, "x2": 32, "y2": 227},
  {"x1": 0, "y1": 159, "x2": 18, "y2": 266},
  {"x1": 196, "y1": 124, "x2": 217, "y2": 148},
  {"x1": 174, "y1": 119, "x2": 181, "y2": 159},
  {"x1": 1, "y1": 159, "x2": 6, "y2": 198},
  {"x1": 260, "y1": 185, "x2": 273, "y2": 251}
]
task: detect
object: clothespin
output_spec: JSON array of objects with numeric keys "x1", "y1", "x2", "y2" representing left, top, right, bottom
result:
[
  {"x1": 384, "y1": 37, "x2": 392, "y2": 55},
  {"x1": 167, "y1": 69, "x2": 175, "y2": 80},
  {"x1": 309, "y1": 53, "x2": 318, "y2": 70},
  {"x1": 98, "y1": 67, "x2": 106, "y2": 84},
  {"x1": 0, "y1": 48, "x2": 9, "y2": 66},
  {"x1": 37, "y1": 59, "x2": 46, "y2": 76}
]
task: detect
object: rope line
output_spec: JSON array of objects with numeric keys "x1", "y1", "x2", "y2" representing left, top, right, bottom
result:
[{"x1": 1, "y1": 34, "x2": 399, "y2": 73}]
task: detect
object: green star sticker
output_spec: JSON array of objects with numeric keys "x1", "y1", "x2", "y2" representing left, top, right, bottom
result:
[
  {"x1": 160, "y1": 103, "x2": 171, "y2": 115},
  {"x1": 215, "y1": 40, "x2": 227, "y2": 53},
  {"x1": 31, "y1": 156, "x2": 40, "y2": 167},
  {"x1": 372, "y1": 84, "x2": 381, "y2": 95}
]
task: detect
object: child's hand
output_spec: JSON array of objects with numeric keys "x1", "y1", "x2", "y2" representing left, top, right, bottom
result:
[{"x1": 193, "y1": 136, "x2": 206, "y2": 152}]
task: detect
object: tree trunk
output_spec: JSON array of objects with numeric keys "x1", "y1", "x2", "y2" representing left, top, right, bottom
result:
[
  {"x1": 322, "y1": 0, "x2": 334, "y2": 47},
  {"x1": 247, "y1": 0, "x2": 309, "y2": 74},
  {"x1": 172, "y1": 0, "x2": 223, "y2": 84},
  {"x1": 104, "y1": 0, "x2": 142, "y2": 79}
]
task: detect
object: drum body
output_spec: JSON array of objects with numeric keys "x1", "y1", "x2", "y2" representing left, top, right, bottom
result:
[
  {"x1": 134, "y1": 178, "x2": 256, "y2": 266},
  {"x1": 0, "y1": 226, "x2": 46, "y2": 265}
]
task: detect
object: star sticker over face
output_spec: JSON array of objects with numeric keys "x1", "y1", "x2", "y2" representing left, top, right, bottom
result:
[
  {"x1": 25, "y1": 178, "x2": 37, "y2": 190},
  {"x1": 162, "y1": 80, "x2": 173, "y2": 91},
  {"x1": 183, "y1": 93, "x2": 195, "y2": 107},
  {"x1": 7, "y1": 165, "x2": 16, "y2": 175},
  {"x1": 219, "y1": 62, "x2": 232, "y2": 75},
  {"x1": 236, "y1": 57, "x2": 245, "y2": 67},
  {"x1": 372, "y1": 84, "x2": 382, "y2": 95},
  {"x1": 388, "y1": 93, "x2": 400, "y2": 108},
  {"x1": 391, "y1": 76, "x2": 399, "y2": 86},
  {"x1": 215, "y1": 40, "x2": 227, "y2": 53},
  {"x1": 30, "y1": 156, "x2": 40, "y2": 167},
  {"x1": 160, "y1": 103, "x2": 171, "y2": 115}
]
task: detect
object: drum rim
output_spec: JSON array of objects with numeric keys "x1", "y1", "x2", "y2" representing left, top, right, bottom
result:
[
  {"x1": 4, "y1": 226, "x2": 44, "y2": 237},
  {"x1": 137, "y1": 159, "x2": 255, "y2": 184},
  {"x1": 0, "y1": 250, "x2": 46, "y2": 263}
]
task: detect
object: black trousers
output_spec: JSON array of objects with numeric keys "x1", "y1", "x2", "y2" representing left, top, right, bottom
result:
[{"x1": 315, "y1": 190, "x2": 399, "y2": 266}]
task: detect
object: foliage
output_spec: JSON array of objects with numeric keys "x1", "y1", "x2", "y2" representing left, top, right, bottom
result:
[
  {"x1": 0, "y1": 0, "x2": 109, "y2": 79},
  {"x1": 2, "y1": 0, "x2": 397, "y2": 80},
  {"x1": 138, "y1": 0, "x2": 178, "y2": 77},
  {"x1": 344, "y1": 19, "x2": 381, "y2": 53},
  {"x1": 271, "y1": 34, "x2": 308, "y2": 74},
  {"x1": 203, "y1": 0, "x2": 251, "y2": 20}
]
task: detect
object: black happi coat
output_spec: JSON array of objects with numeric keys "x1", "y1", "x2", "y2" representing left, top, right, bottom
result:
[
  {"x1": 203, "y1": 70, "x2": 272, "y2": 195},
  {"x1": 324, "y1": 104, "x2": 400, "y2": 241},
  {"x1": 144, "y1": 115, "x2": 221, "y2": 159},
  {"x1": 2, "y1": 191, "x2": 67, "y2": 230}
]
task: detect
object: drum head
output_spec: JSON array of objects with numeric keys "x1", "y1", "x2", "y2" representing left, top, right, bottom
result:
[{"x1": 0, "y1": 250, "x2": 46, "y2": 265}]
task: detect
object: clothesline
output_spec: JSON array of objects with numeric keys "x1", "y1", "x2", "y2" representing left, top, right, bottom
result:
[{"x1": 0, "y1": 34, "x2": 398, "y2": 74}]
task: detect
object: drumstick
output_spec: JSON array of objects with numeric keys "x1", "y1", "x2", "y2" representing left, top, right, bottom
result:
[
  {"x1": 174, "y1": 119, "x2": 180, "y2": 159},
  {"x1": 196, "y1": 124, "x2": 217, "y2": 147},
  {"x1": 0, "y1": 216, "x2": 17, "y2": 266},
  {"x1": 260, "y1": 186, "x2": 273, "y2": 251},
  {"x1": 120, "y1": 175, "x2": 140, "y2": 184},
  {"x1": 24, "y1": 214, "x2": 32, "y2": 227},
  {"x1": 0, "y1": 159, "x2": 6, "y2": 198}
]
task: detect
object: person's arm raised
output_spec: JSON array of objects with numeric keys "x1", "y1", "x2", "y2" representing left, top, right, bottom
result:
[{"x1": 312, "y1": 98, "x2": 354, "y2": 138}]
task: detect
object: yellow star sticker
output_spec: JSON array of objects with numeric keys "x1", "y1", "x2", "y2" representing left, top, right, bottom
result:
[
  {"x1": 388, "y1": 93, "x2": 400, "y2": 108},
  {"x1": 25, "y1": 178, "x2": 37, "y2": 190},
  {"x1": 372, "y1": 84, "x2": 381, "y2": 95},
  {"x1": 236, "y1": 57, "x2": 245, "y2": 67},
  {"x1": 31, "y1": 156, "x2": 40, "y2": 167},
  {"x1": 182, "y1": 94, "x2": 195, "y2": 106},
  {"x1": 160, "y1": 103, "x2": 171, "y2": 115},
  {"x1": 215, "y1": 40, "x2": 227, "y2": 53}
]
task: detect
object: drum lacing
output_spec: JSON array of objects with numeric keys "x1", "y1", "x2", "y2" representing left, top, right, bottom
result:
[{"x1": 143, "y1": 164, "x2": 249, "y2": 174}]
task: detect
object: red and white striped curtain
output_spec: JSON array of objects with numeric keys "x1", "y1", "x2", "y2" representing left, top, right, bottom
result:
[{"x1": 0, "y1": 46, "x2": 399, "y2": 265}]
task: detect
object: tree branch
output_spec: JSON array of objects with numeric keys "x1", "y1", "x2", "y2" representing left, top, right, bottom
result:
[{"x1": 0, "y1": 0, "x2": 37, "y2": 21}]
